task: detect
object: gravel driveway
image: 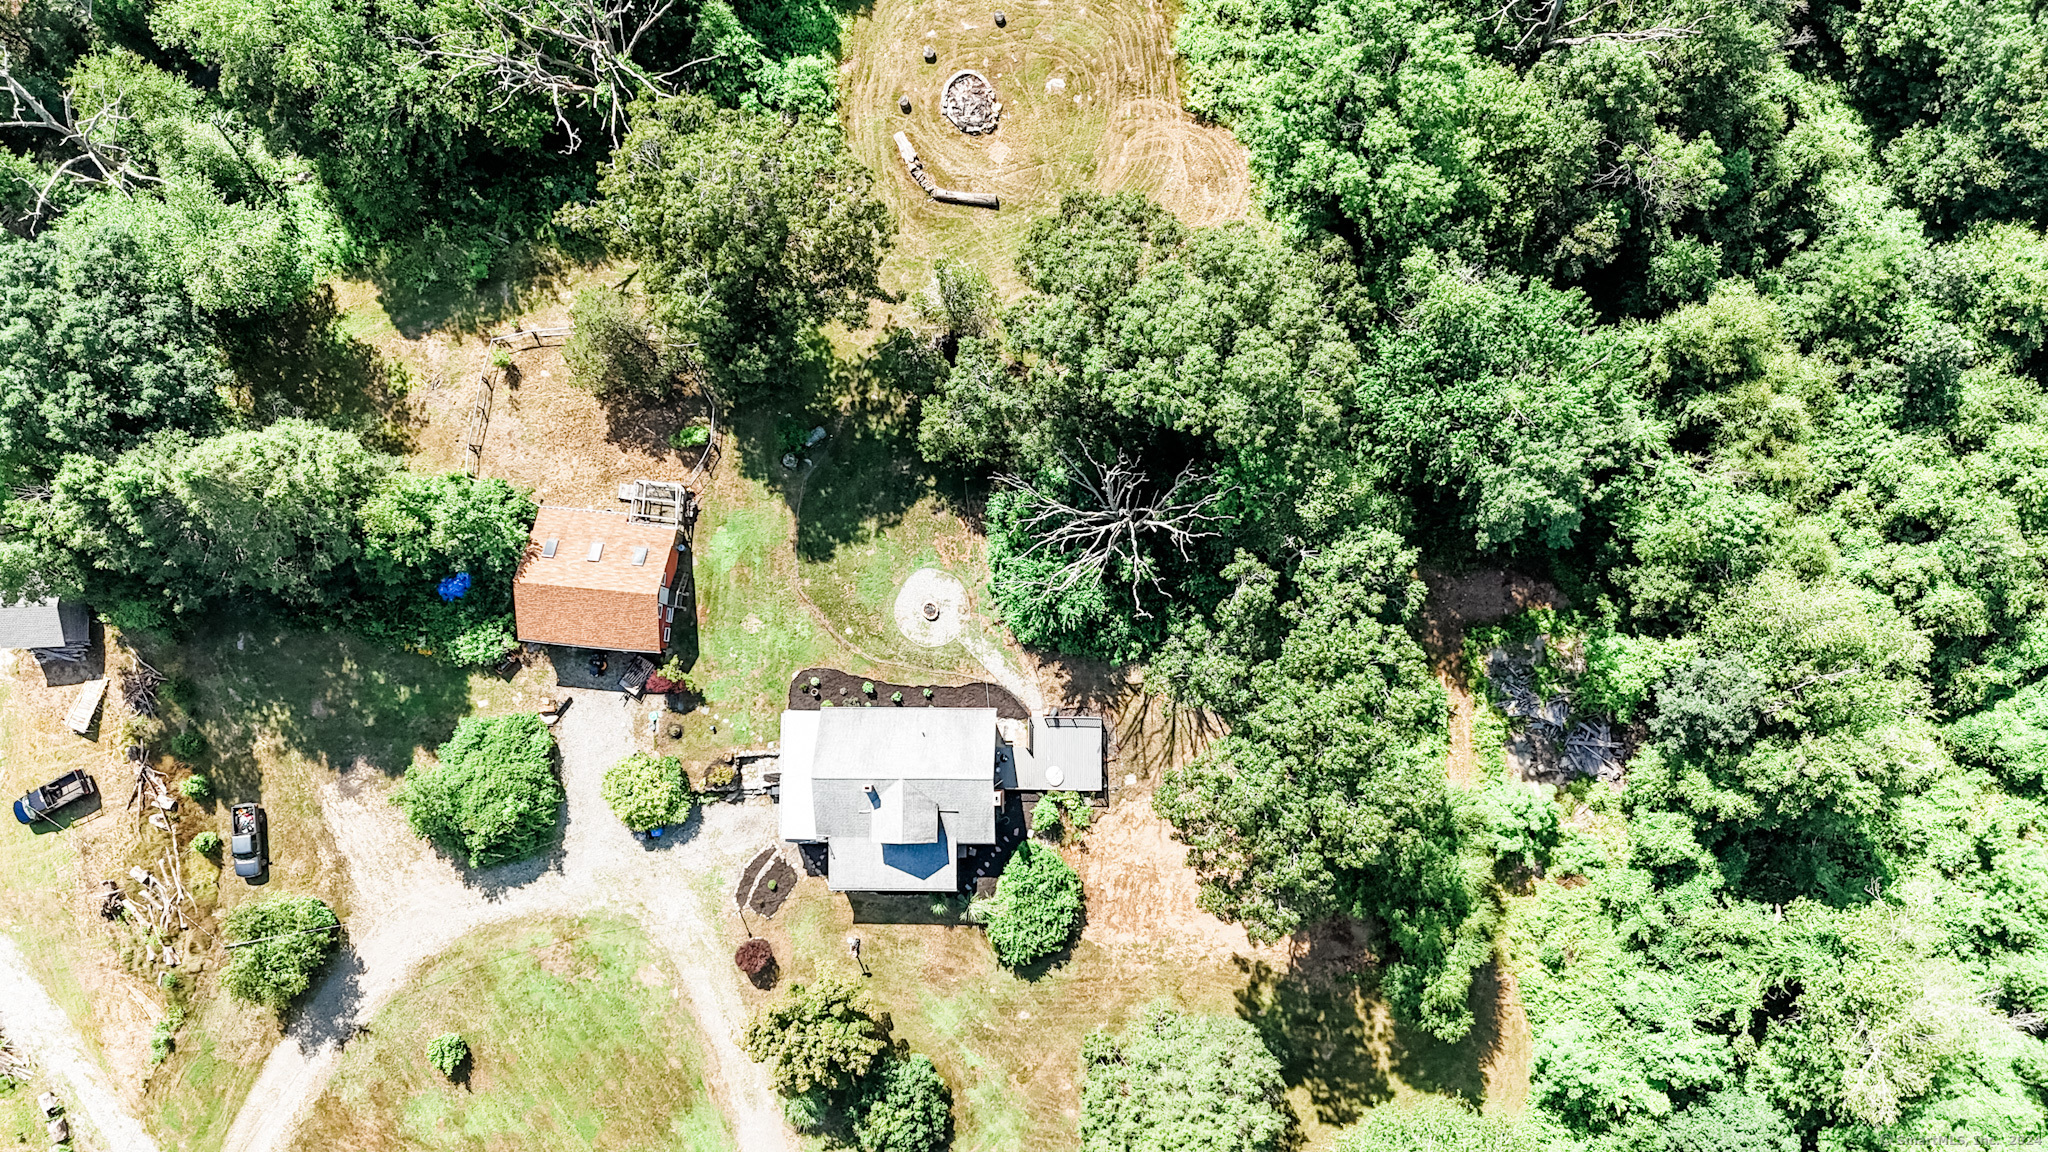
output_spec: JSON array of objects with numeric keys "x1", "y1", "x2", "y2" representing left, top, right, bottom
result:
[
  {"x1": 0, "y1": 936, "x2": 163, "y2": 1152},
  {"x1": 219, "y1": 689, "x2": 789, "y2": 1152}
]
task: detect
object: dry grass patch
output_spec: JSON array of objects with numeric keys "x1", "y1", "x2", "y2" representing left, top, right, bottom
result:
[{"x1": 840, "y1": 0, "x2": 1250, "y2": 304}]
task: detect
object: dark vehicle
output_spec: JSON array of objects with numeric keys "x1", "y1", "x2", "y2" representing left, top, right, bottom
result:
[
  {"x1": 12, "y1": 770, "x2": 96, "y2": 825},
  {"x1": 231, "y1": 803, "x2": 268, "y2": 880}
]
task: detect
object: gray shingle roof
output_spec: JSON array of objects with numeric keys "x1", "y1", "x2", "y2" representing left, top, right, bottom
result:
[
  {"x1": 778, "y1": 707, "x2": 1000, "y2": 891},
  {"x1": 0, "y1": 599, "x2": 88, "y2": 650},
  {"x1": 998, "y1": 715, "x2": 1105, "y2": 790}
]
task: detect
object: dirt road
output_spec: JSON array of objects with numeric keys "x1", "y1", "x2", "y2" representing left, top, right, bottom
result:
[
  {"x1": 0, "y1": 936, "x2": 163, "y2": 1152},
  {"x1": 218, "y1": 689, "x2": 788, "y2": 1152}
]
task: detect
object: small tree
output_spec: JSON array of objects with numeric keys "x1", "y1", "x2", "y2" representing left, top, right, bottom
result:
[
  {"x1": 221, "y1": 895, "x2": 340, "y2": 1012},
  {"x1": 191, "y1": 830, "x2": 222, "y2": 856},
  {"x1": 178, "y1": 774, "x2": 211, "y2": 802},
  {"x1": 981, "y1": 841, "x2": 1084, "y2": 967},
  {"x1": 427, "y1": 1033, "x2": 469, "y2": 1078},
  {"x1": 856, "y1": 1054, "x2": 953, "y2": 1152},
  {"x1": 736, "y1": 938, "x2": 774, "y2": 979},
  {"x1": 1080, "y1": 1005, "x2": 1288, "y2": 1152},
  {"x1": 742, "y1": 979, "x2": 891, "y2": 1096},
  {"x1": 564, "y1": 287, "x2": 676, "y2": 399},
  {"x1": 394, "y1": 713, "x2": 563, "y2": 867},
  {"x1": 602, "y1": 752, "x2": 696, "y2": 831}
]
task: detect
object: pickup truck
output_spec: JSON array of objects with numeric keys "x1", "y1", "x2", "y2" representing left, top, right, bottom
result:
[
  {"x1": 231, "y1": 803, "x2": 268, "y2": 881},
  {"x1": 13, "y1": 770, "x2": 96, "y2": 825}
]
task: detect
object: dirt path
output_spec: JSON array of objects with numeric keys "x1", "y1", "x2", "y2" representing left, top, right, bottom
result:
[
  {"x1": 0, "y1": 936, "x2": 163, "y2": 1152},
  {"x1": 218, "y1": 689, "x2": 789, "y2": 1152},
  {"x1": 1417, "y1": 570, "x2": 1569, "y2": 787}
]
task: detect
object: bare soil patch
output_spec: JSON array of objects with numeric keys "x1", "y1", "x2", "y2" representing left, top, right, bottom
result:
[
  {"x1": 1417, "y1": 570, "x2": 1569, "y2": 787},
  {"x1": 334, "y1": 272, "x2": 709, "y2": 511},
  {"x1": 787, "y1": 666, "x2": 1028, "y2": 719},
  {"x1": 1071, "y1": 793, "x2": 1263, "y2": 957}
]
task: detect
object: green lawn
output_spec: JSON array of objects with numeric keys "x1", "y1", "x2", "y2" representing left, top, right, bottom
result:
[
  {"x1": 755, "y1": 877, "x2": 1502, "y2": 1150},
  {"x1": 293, "y1": 915, "x2": 733, "y2": 1152}
]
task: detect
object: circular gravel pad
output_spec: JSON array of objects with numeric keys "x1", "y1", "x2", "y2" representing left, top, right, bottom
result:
[{"x1": 894, "y1": 568, "x2": 967, "y2": 647}]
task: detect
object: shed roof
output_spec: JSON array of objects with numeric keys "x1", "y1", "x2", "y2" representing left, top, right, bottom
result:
[
  {"x1": 513, "y1": 506, "x2": 681, "y2": 652},
  {"x1": 0, "y1": 599, "x2": 89, "y2": 650}
]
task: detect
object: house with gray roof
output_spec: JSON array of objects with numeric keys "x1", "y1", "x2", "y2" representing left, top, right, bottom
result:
[
  {"x1": 778, "y1": 705, "x2": 1108, "y2": 892},
  {"x1": 779, "y1": 707, "x2": 1002, "y2": 892}
]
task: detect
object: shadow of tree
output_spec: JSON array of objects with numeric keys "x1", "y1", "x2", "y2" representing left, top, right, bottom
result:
[
  {"x1": 218, "y1": 287, "x2": 421, "y2": 454},
  {"x1": 1387, "y1": 957, "x2": 1504, "y2": 1104},
  {"x1": 1235, "y1": 954, "x2": 1394, "y2": 1128},
  {"x1": 371, "y1": 240, "x2": 595, "y2": 341},
  {"x1": 150, "y1": 626, "x2": 473, "y2": 806}
]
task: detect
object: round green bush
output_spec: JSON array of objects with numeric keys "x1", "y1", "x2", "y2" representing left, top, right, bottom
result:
[
  {"x1": 178, "y1": 774, "x2": 212, "y2": 802},
  {"x1": 427, "y1": 1033, "x2": 469, "y2": 1078},
  {"x1": 741, "y1": 979, "x2": 890, "y2": 1095},
  {"x1": 394, "y1": 713, "x2": 562, "y2": 867},
  {"x1": 856, "y1": 1053, "x2": 953, "y2": 1152},
  {"x1": 221, "y1": 895, "x2": 340, "y2": 1013},
  {"x1": 602, "y1": 752, "x2": 696, "y2": 831},
  {"x1": 981, "y1": 841, "x2": 1084, "y2": 967},
  {"x1": 166, "y1": 730, "x2": 206, "y2": 759},
  {"x1": 191, "y1": 830, "x2": 223, "y2": 856}
]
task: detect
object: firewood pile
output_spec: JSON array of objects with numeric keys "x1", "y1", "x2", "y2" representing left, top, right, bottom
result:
[
  {"x1": 940, "y1": 70, "x2": 1000, "y2": 134},
  {"x1": 0, "y1": 1029, "x2": 28, "y2": 1081},
  {"x1": 122, "y1": 659, "x2": 164, "y2": 716}
]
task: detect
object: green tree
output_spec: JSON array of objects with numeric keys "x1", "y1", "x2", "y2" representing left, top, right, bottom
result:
[
  {"x1": 1176, "y1": 0, "x2": 1589, "y2": 280},
  {"x1": 0, "y1": 223, "x2": 230, "y2": 478},
  {"x1": 355, "y1": 471, "x2": 536, "y2": 665},
  {"x1": 1079, "y1": 1004, "x2": 1288, "y2": 1152},
  {"x1": 1337, "y1": 1097, "x2": 1544, "y2": 1152},
  {"x1": 1358, "y1": 265, "x2": 1651, "y2": 551},
  {"x1": 563, "y1": 287, "x2": 676, "y2": 399},
  {"x1": 741, "y1": 979, "x2": 891, "y2": 1096},
  {"x1": 43, "y1": 420, "x2": 391, "y2": 617},
  {"x1": 394, "y1": 712, "x2": 562, "y2": 867},
  {"x1": 601, "y1": 752, "x2": 695, "y2": 832},
  {"x1": 558, "y1": 95, "x2": 894, "y2": 393},
  {"x1": 427, "y1": 1033, "x2": 469, "y2": 1078},
  {"x1": 855, "y1": 1054, "x2": 952, "y2": 1152},
  {"x1": 979, "y1": 840, "x2": 1084, "y2": 967},
  {"x1": 220, "y1": 894, "x2": 339, "y2": 1012}
]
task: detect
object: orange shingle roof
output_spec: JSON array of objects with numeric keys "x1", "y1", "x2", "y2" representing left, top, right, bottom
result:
[{"x1": 513, "y1": 506, "x2": 681, "y2": 652}]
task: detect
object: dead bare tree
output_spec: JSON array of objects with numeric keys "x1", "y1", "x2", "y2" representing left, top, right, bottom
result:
[
  {"x1": 412, "y1": 0, "x2": 721, "y2": 151},
  {"x1": 1491, "y1": 0, "x2": 1700, "y2": 54},
  {"x1": 1, "y1": 52, "x2": 162, "y2": 232},
  {"x1": 995, "y1": 449, "x2": 1230, "y2": 618}
]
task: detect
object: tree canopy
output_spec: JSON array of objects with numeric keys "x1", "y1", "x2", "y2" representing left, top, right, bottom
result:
[
  {"x1": 395, "y1": 712, "x2": 563, "y2": 868},
  {"x1": 1079, "y1": 1004, "x2": 1290, "y2": 1152}
]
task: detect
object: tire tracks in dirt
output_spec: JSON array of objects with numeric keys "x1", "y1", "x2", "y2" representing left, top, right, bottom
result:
[{"x1": 0, "y1": 936, "x2": 163, "y2": 1152}]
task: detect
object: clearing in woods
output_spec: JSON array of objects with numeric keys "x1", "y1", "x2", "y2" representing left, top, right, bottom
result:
[{"x1": 840, "y1": 0, "x2": 1251, "y2": 302}]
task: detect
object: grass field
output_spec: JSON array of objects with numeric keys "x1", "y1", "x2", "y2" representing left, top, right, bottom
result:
[
  {"x1": 292, "y1": 915, "x2": 733, "y2": 1152},
  {"x1": 839, "y1": 0, "x2": 1249, "y2": 305},
  {"x1": 0, "y1": 1076, "x2": 48, "y2": 1145},
  {"x1": 745, "y1": 868, "x2": 1503, "y2": 1150}
]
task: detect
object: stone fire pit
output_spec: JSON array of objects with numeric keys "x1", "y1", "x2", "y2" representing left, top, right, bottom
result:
[{"x1": 940, "y1": 70, "x2": 1001, "y2": 135}]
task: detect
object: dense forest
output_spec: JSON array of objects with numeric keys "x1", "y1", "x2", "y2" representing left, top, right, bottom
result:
[{"x1": 5, "y1": 0, "x2": 2048, "y2": 1144}]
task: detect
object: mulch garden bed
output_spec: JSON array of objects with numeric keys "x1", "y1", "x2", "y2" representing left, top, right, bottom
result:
[
  {"x1": 787, "y1": 666, "x2": 1028, "y2": 719},
  {"x1": 737, "y1": 848, "x2": 797, "y2": 918}
]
